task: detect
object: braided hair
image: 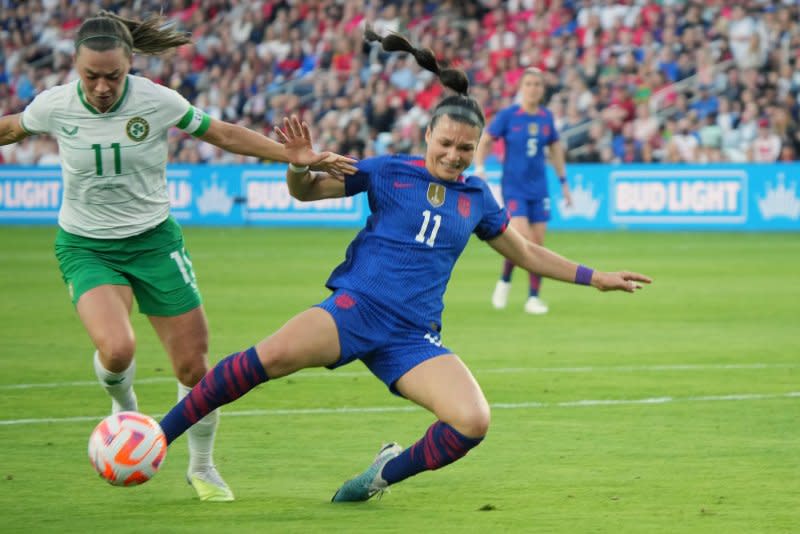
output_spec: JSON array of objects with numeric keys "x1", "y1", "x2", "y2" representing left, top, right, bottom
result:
[{"x1": 364, "y1": 28, "x2": 485, "y2": 131}]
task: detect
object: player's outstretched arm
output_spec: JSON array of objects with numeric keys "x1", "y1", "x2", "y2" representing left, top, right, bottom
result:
[
  {"x1": 275, "y1": 116, "x2": 349, "y2": 201},
  {"x1": 0, "y1": 114, "x2": 30, "y2": 146},
  {"x1": 199, "y1": 115, "x2": 356, "y2": 176},
  {"x1": 488, "y1": 225, "x2": 651, "y2": 292}
]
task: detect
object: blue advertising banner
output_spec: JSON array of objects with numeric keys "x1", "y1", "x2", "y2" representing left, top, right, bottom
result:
[{"x1": 0, "y1": 163, "x2": 798, "y2": 230}]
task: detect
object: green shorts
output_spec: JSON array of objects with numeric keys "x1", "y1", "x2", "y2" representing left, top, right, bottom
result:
[{"x1": 54, "y1": 216, "x2": 202, "y2": 316}]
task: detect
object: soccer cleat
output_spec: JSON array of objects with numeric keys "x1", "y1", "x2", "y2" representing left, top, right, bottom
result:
[
  {"x1": 524, "y1": 296, "x2": 549, "y2": 315},
  {"x1": 331, "y1": 443, "x2": 403, "y2": 503},
  {"x1": 491, "y1": 280, "x2": 511, "y2": 309},
  {"x1": 187, "y1": 466, "x2": 235, "y2": 502}
]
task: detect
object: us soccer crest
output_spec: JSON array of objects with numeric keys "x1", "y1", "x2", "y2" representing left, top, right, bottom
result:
[
  {"x1": 126, "y1": 117, "x2": 149, "y2": 142},
  {"x1": 427, "y1": 183, "x2": 445, "y2": 207},
  {"x1": 528, "y1": 123, "x2": 539, "y2": 135}
]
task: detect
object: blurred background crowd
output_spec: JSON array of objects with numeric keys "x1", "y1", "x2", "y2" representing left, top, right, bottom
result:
[{"x1": 2, "y1": 0, "x2": 799, "y2": 166}]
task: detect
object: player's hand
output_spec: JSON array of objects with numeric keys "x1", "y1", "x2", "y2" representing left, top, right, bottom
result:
[
  {"x1": 562, "y1": 183, "x2": 573, "y2": 207},
  {"x1": 592, "y1": 271, "x2": 652, "y2": 293},
  {"x1": 274, "y1": 115, "x2": 357, "y2": 176},
  {"x1": 309, "y1": 153, "x2": 350, "y2": 180}
]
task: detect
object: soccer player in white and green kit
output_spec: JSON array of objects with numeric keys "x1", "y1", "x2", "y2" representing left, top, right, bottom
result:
[{"x1": 0, "y1": 10, "x2": 355, "y2": 502}]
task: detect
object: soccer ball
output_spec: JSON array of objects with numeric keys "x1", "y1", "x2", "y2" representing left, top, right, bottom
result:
[{"x1": 88, "y1": 411, "x2": 167, "y2": 486}]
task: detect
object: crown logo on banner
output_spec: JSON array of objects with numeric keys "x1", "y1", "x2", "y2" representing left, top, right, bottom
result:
[
  {"x1": 757, "y1": 173, "x2": 800, "y2": 220},
  {"x1": 558, "y1": 174, "x2": 600, "y2": 219},
  {"x1": 197, "y1": 173, "x2": 234, "y2": 215}
]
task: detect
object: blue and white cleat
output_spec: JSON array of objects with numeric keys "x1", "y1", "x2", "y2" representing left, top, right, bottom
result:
[{"x1": 331, "y1": 443, "x2": 403, "y2": 502}]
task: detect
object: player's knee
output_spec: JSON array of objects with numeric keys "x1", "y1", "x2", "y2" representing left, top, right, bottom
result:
[
  {"x1": 174, "y1": 361, "x2": 207, "y2": 386},
  {"x1": 172, "y1": 346, "x2": 211, "y2": 386},
  {"x1": 257, "y1": 337, "x2": 299, "y2": 378},
  {"x1": 96, "y1": 338, "x2": 136, "y2": 371},
  {"x1": 450, "y1": 403, "x2": 491, "y2": 439}
]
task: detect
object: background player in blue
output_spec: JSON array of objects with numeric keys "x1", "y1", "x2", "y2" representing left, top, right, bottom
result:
[
  {"x1": 474, "y1": 68, "x2": 573, "y2": 315},
  {"x1": 156, "y1": 30, "x2": 651, "y2": 503}
]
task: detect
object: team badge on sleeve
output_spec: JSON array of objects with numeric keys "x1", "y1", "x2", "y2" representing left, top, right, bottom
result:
[
  {"x1": 126, "y1": 117, "x2": 149, "y2": 142},
  {"x1": 427, "y1": 183, "x2": 446, "y2": 208}
]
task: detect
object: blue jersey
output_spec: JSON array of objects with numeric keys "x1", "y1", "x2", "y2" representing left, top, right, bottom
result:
[
  {"x1": 487, "y1": 104, "x2": 559, "y2": 200},
  {"x1": 326, "y1": 154, "x2": 509, "y2": 329}
]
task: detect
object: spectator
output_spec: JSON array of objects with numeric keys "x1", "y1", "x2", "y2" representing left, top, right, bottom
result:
[
  {"x1": 698, "y1": 112, "x2": 724, "y2": 163},
  {"x1": 3, "y1": 0, "x2": 798, "y2": 165},
  {"x1": 631, "y1": 101, "x2": 659, "y2": 148},
  {"x1": 667, "y1": 117, "x2": 700, "y2": 163},
  {"x1": 690, "y1": 84, "x2": 720, "y2": 121},
  {"x1": 748, "y1": 118, "x2": 782, "y2": 162}
]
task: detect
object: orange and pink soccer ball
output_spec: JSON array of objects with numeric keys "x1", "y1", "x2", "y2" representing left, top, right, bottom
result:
[{"x1": 88, "y1": 411, "x2": 167, "y2": 486}]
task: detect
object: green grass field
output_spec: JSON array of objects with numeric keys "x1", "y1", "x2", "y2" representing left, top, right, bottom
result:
[{"x1": 1, "y1": 227, "x2": 798, "y2": 533}]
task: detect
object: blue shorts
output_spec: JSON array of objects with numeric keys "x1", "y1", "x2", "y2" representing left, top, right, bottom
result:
[
  {"x1": 504, "y1": 196, "x2": 550, "y2": 223},
  {"x1": 316, "y1": 289, "x2": 451, "y2": 396}
]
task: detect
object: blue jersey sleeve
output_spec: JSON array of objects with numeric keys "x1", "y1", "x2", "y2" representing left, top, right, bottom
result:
[
  {"x1": 344, "y1": 156, "x2": 387, "y2": 196},
  {"x1": 487, "y1": 107, "x2": 510, "y2": 140},
  {"x1": 474, "y1": 181, "x2": 510, "y2": 241}
]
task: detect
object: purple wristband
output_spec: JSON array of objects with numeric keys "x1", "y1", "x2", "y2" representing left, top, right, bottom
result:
[{"x1": 575, "y1": 265, "x2": 594, "y2": 286}]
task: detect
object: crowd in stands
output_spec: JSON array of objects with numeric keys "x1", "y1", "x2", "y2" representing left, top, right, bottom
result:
[{"x1": 2, "y1": 0, "x2": 800, "y2": 166}]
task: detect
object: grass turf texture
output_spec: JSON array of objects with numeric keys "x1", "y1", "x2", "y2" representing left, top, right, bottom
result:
[{"x1": 1, "y1": 227, "x2": 798, "y2": 533}]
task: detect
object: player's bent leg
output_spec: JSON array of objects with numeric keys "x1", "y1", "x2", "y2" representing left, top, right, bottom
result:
[
  {"x1": 149, "y1": 306, "x2": 210, "y2": 386},
  {"x1": 159, "y1": 307, "x2": 341, "y2": 445},
  {"x1": 396, "y1": 354, "x2": 491, "y2": 438},
  {"x1": 255, "y1": 307, "x2": 341, "y2": 378},
  {"x1": 78, "y1": 285, "x2": 138, "y2": 413},
  {"x1": 151, "y1": 307, "x2": 235, "y2": 501},
  {"x1": 331, "y1": 355, "x2": 489, "y2": 502}
]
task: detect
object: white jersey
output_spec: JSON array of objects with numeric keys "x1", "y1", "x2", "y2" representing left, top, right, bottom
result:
[{"x1": 21, "y1": 75, "x2": 211, "y2": 238}]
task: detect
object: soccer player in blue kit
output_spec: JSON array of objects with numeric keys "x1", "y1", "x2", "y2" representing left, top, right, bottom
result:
[
  {"x1": 156, "y1": 31, "x2": 651, "y2": 503},
  {"x1": 474, "y1": 67, "x2": 573, "y2": 315}
]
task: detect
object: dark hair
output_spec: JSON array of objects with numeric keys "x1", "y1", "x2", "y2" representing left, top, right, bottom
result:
[
  {"x1": 75, "y1": 10, "x2": 191, "y2": 56},
  {"x1": 364, "y1": 28, "x2": 484, "y2": 130}
]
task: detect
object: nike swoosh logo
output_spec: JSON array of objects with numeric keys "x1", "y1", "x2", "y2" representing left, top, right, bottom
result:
[
  {"x1": 512, "y1": 126, "x2": 523, "y2": 132},
  {"x1": 393, "y1": 181, "x2": 413, "y2": 189},
  {"x1": 61, "y1": 126, "x2": 79, "y2": 136},
  {"x1": 104, "y1": 378, "x2": 126, "y2": 385}
]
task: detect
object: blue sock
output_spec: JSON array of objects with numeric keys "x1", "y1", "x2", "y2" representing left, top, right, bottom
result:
[
  {"x1": 159, "y1": 347, "x2": 268, "y2": 444},
  {"x1": 501, "y1": 259, "x2": 514, "y2": 283},
  {"x1": 529, "y1": 273, "x2": 541, "y2": 297},
  {"x1": 380, "y1": 421, "x2": 484, "y2": 485}
]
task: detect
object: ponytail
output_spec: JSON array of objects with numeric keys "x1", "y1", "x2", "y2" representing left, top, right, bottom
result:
[
  {"x1": 365, "y1": 28, "x2": 483, "y2": 129},
  {"x1": 76, "y1": 10, "x2": 191, "y2": 56}
]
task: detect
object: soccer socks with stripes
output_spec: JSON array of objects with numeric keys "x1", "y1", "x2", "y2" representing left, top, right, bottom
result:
[
  {"x1": 93, "y1": 350, "x2": 138, "y2": 413},
  {"x1": 501, "y1": 259, "x2": 514, "y2": 283},
  {"x1": 380, "y1": 421, "x2": 484, "y2": 485},
  {"x1": 529, "y1": 272, "x2": 541, "y2": 297},
  {"x1": 178, "y1": 381, "x2": 220, "y2": 474},
  {"x1": 160, "y1": 347, "x2": 268, "y2": 445}
]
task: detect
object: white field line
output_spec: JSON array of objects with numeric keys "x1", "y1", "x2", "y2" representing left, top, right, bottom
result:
[
  {"x1": 1, "y1": 391, "x2": 798, "y2": 426},
  {"x1": 1, "y1": 362, "x2": 797, "y2": 391}
]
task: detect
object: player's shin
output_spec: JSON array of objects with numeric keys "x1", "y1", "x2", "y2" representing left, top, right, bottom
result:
[
  {"x1": 93, "y1": 350, "x2": 137, "y2": 413},
  {"x1": 160, "y1": 346, "x2": 268, "y2": 444},
  {"x1": 178, "y1": 382, "x2": 219, "y2": 473},
  {"x1": 380, "y1": 421, "x2": 484, "y2": 485}
]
